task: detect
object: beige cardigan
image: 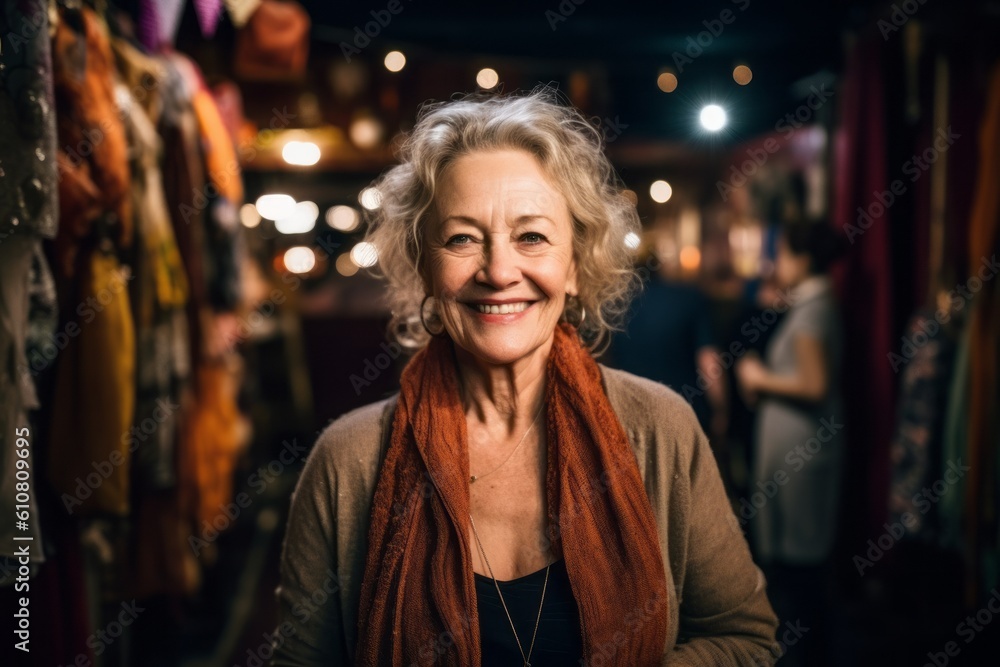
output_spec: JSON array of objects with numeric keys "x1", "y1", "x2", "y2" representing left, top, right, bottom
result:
[{"x1": 271, "y1": 365, "x2": 780, "y2": 666}]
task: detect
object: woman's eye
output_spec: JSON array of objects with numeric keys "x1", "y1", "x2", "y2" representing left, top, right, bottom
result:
[
  {"x1": 521, "y1": 232, "x2": 545, "y2": 244},
  {"x1": 446, "y1": 234, "x2": 472, "y2": 246}
]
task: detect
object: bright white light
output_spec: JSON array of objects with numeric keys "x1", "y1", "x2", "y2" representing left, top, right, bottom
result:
[
  {"x1": 281, "y1": 141, "x2": 321, "y2": 166},
  {"x1": 650, "y1": 180, "x2": 673, "y2": 203},
  {"x1": 700, "y1": 105, "x2": 727, "y2": 132},
  {"x1": 384, "y1": 51, "x2": 406, "y2": 72},
  {"x1": 624, "y1": 232, "x2": 641, "y2": 250},
  {"x1": 275, "y1": 201, "x2": 319, "y2": 234},
  {"x1": 255, "y1": 194, "x2": 296, "y2": 220},
  {"x1": 240, "y1": 203, "x2": 261, "y2": 228},
  {"x1": 283, "y1": 246, "x2": 316, "y2": 274},
  {"x1": 326, "y1": 205, "x2": 360, "y2": 231},
  {"x1": 349, "y1": 117, "x2": 383, "y2": 150},
  {"x1": 350, "y1": 241, "x2": 379, "y2": 268},
  {"x1": 359, "y1": 187, "x2": 382, "y2": 211},
  {"x1": 476, "y1": 68, "x2": 499, "y2": 89}
]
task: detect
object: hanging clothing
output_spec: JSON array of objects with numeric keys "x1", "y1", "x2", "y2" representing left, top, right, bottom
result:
[
  {"x1": 47, "y1": 250, "x2": 136, "y2": 516},
  {"x1": 49, "y1": 4, "x2": 132, "y2": 280},
  {"x1": 181, "y1": 56, "x2": 245, "y2": 313},
  {"x1": 187, "y1": 360, "x2": 250, "y2": 535},
  {"x1": 0, "y1": 234, "x2": 47, "y2": 578},
  {"x1": 46, "y1": 5, "x2": 136, "y2": 516},
  {"x1": 159, "y1": 56, "x2": 211, "y2": 364},
  {"x1": 939, "y1": 324, "x2": 970, "y2": 552},
  {"x1": 117, "y1": 76, "x2": 191, "y2": 490},
  {"x1": 830, "y1": 31, "x2": 897, "y2": 539},
  {"x1": 0, "y1": 0, "x2": 59, "y2": 240},
  {"x1": 0, "y1": 0, "x2": 58, "y2": 576},
  {"x1": 887, "y1": 309, "x2": 958, "y2": 540},
  {"x1": 964, "y1": 61, "x2": 1000, "y2": 601}
]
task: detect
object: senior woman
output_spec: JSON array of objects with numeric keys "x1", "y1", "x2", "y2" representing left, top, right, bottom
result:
[{"x1": 272, "y1": 88, "x2": 779, "y2": 666}]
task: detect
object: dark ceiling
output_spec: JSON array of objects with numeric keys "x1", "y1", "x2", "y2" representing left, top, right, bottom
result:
[{"x1": 302, "y1": 0, "x2": 881, "y2": 145}]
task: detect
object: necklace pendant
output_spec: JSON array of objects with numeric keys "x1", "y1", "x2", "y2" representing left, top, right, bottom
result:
[{"x1": 469, "y1": 475, "x2": 477, "y2": 484}]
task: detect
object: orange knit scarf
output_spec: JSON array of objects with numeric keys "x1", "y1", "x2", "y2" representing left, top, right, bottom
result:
[{"x1": 355, "y1": 322, "x2": 669, "y2": 665}]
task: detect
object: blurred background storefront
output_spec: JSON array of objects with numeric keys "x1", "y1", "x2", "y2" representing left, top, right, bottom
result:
[{"x1": 1, "y1": 0, "x2": 999, "y2": 665}]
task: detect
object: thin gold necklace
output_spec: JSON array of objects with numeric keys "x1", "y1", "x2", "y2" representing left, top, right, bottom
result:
[
  {"x1": 469, "y1": 513, "x2": 549, "y2": 667},
  {"x1": 468, "y1": 404, "x2": 543, "y2": 484}
]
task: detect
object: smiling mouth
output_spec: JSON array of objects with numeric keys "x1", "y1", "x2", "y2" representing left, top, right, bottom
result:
[{"x1": 472, "y1": 302, "x2": 532, "y2": 315}]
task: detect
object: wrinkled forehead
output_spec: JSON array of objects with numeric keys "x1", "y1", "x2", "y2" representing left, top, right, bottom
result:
[{"x1": 434, "y1": 171, "x2": 568, "y2": 220}]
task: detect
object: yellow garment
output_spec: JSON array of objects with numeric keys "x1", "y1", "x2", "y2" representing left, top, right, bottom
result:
[{"x1": 48, "y1": 251, "x2": 136, "y2": 516}]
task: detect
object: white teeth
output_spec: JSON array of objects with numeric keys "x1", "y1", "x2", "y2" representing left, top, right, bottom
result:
[{"x1": 476, "y1": 302, "x2": 529, "y2": 314}]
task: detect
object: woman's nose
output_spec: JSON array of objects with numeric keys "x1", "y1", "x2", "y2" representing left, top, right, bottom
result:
[{"x1": 477, "y1": 238, "x2": 522, "y2": 289}]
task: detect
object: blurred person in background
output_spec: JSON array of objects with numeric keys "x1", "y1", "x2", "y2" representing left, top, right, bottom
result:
[
  {"x1": 271, "y1": 87, "x2": 779, "y2": 666},
  {"x1": 609, "y1": 260, "x2": 729, "y2": 439},
  {"x1": 606, "y1": 258, "x2": 730, "y2": 475},
  {"x1": 735, "y1": 218, "x2": 847, "y2": 667}
]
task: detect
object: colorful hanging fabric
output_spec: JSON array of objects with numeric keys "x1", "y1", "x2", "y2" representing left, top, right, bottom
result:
[
  {"x1": 193, "y1": 0, "x2": 225, "y2": 38},
  {"x1": 47, "y1": 5, "x2": 136, "y2": 516},
  {"x1": 830, "y1": 31, "x2": 897, "y2": 539}
]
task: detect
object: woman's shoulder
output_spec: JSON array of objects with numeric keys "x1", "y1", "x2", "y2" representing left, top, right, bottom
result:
[
  {"x1": 304, "y1": 394, "x2": 399, "y2": 482},
  {"x1": 598, "y1": 364, "x2": 703, "y2": 444}
]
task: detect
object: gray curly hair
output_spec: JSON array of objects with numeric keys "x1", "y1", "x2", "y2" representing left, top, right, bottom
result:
[{"x1": 363, "y1": 84, "x2": 641, "y2": 350}]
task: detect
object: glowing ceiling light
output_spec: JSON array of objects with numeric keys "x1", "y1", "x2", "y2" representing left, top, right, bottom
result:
[
  {"x1": 326, "y1": 205, "x2": 360, "y2": 231},
  {"x1": 349, "y1": 117, "x2": 384, "y2": 150},
  {"x1": 680, "y1": 246, "x2": 701, "y2": 271},
  {"x1": 350, "y1": 241, "x2": 379, "y2": 268},
  {"x1": 476, "y1": 68, "x2": 499, "y2": 89},
  {"x1": 240, "y1": 203, "x2": 261, "y2": 228},
  {"x1": 733, "y1": 65, "x2": 753, "y2": 85},
  {"x1": 275, "y1": 201, "x2": 319, "y2": 234},
  {"x1": 700, "y1": 105, "x2": 727, "y2": 132},
  {"x1": 657, "y1": 72, "x2": 678, "y2": 93},
  {"x1": 359, "y1": 187, "x2": 382, "y2": 211},
  {"x1": 255, "y1": 194, "x2": 296, "y2": 220},
  {"x1": 384, "y1": 51, "x2": 406, "y2": 72},
  {"x1": 650, "y1": 180, "x2": 673, "y2": 203},
  {"x1": 336, "y1": 252, "x2": 359, "y2": 277},
  {"x1": 283, "y1": 246, "x2": 316, "y2": 274},
  {"x1": 281, "y1": 141, "x2": 321, "y2": 166}
]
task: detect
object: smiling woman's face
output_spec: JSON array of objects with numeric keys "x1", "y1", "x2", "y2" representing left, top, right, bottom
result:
[{"x1": 423, "y1": 149, "x2": 579, "y2": 366}]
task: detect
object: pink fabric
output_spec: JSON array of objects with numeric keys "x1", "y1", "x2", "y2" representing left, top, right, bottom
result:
[{"x1": 193, "y1": 0, "x2": 225, "y2": 38}]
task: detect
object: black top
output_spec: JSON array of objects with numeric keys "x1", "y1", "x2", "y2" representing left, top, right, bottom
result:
[{"x1": 475, "y1": 558, "x2": 583, "y2": 666}]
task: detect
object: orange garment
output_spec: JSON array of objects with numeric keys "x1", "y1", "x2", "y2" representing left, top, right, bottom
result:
[
  {"x1": 50, "y1": 6, "x2": 132, "y2": 279},
  {"x1": 191, "y1": 90, "x2": 243, "y2": 203},
  {"x1": 355, "y1": 323, "x2": 669, "y2": 666},
  {"x1": 187, "y1": 360, "x2": 250, "y2": 535},
  {"x1": 47, "y1": 5, "x2": 136, "y2": 515}
]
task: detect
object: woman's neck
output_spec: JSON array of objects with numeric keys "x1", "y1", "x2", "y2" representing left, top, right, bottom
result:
[{"x1": 453, "y1": 340, "x2": 549, "y2": 435}]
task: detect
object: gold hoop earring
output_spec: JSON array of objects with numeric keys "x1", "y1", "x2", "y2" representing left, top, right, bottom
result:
[{"x1": 420, "y1": 295, "x2": 445, "y2": 336}]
